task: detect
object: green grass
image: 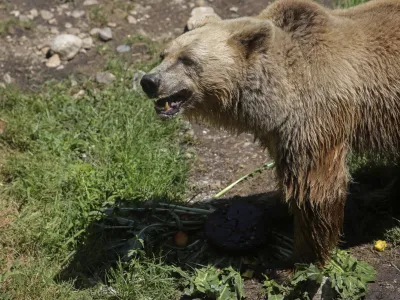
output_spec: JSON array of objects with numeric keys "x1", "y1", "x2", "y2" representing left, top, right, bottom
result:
[
  {"x1": 384, "y1": 220, "x2": 400, "y2": 247},
  {"x1": 0, "y1": 50, "x2": 188, "y2": 298},
  {"x1": 88, "y1": 5, "x2": 109, "y2": 26},
  {"x1": 0, "y1": 18, "x2": 33, "y2": 36}
]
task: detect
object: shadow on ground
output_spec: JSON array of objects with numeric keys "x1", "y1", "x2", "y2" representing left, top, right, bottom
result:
[{"x1": 55, "y1": 165, "x2": 400, "y2": 297}]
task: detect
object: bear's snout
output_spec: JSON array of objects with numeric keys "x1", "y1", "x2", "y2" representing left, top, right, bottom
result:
[{"x1": 140, "y1": 73, "x2": 161, "y2": 98}]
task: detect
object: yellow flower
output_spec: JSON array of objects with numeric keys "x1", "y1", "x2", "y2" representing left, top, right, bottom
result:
[{"x1": 374, "y1": 240, "x2": 387, "y2": 252}]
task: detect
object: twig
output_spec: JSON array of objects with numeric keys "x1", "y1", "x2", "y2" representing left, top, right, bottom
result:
[
  {"x1": 390, "y1": 262, "x2": 400, "y2": 273},
  {"x1": 213, "y1": 161, "x2": 275, "y2": 199}
]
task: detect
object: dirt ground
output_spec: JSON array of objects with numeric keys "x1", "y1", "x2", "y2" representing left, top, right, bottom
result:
[{"x1": 1, "y1": 0, "x2": 399, "y2": 299}]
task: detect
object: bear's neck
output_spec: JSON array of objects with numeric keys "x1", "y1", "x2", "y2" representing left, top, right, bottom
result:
[{"x1": 234, "y1": 28, "x2": 302, "y2": 144}]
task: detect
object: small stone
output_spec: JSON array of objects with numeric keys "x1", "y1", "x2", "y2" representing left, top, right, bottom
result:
[
  {"x1": 66, "y1": 28, "x2": 80, "y2": 35},
  {"x1": 65, "y1": 22, "x2": 73, "y2": 29},
  {"x1": 127, "y1": 15, "x2": 137, "y2": 24},
  {"x1": 41, "y1": 46, "x2": 50, "y2": 55},
  {"x1": 83, "y1": 0, "x2": 99, "y2": 6},
  {"x1": 96, "y1": 72, "x2": 116, "y2": 84},
  {"x1": 113, "y1": 8, "x2": 127, "y2": 19},
  {"x1": 90, "y1": 28, "x2": 100, "y2": 35},
  {"x1": 46, "y1": 54, "x2": 61, "y2": 68},
  {"x1": 51, "y1": 34, "x2": 82, "y2": 60},
  {"x1": 60, "y1": 4, "x2": 69, "y2": 10},
  {"x1": 98, "y1": 27, "x2": 112, "y2": 41},
  {"x1": 116, "y1": 44, "x2": 130, "y2": 53},
  {"x1": 187, "y1": 7, "x2": 220, "y2": 31},
  {"x1": 195, "y1": 0, "x2": 207, "y2": 6},
  {"x1": 72, "y1": 10, "x2": 85, "y2": 18},
  {"x1": 48, "y1": 18, "x2": 57, "y2": 25},
  {"x1": 129, "y1": 10, "x2": 137, "y2": 15},
  {"x1": 229, "y1": 6, "x2": 239, "y2": 13},
  {"x1": 56, "y1": 65, "x2": 65, "y2": 70},
  {"x1": 50, "y1": 27, "x2": 59, "y2": 34},
  {"x1": 82, "y1": 37, "x2": 93, "y2": 49},
  {"x1": 132, "y1": 70, "x2": 146, "y2": 91},
  {"x1": 30, "y1": 9, "x2": 39, "y2": 18},
  {"x1": 73, "y1": 90, "x2": 85, "y2": 99},
  {"x1": 10, "y1": 10, "x2": 20, "y2": 17},
  {"x1": 185, "y1": 152, "x2": 195, "y2": 159},
  {"x1": 19, "y1": 15, "x2": 30, "y2": 23},
  {"x1": 3, "y1": 73, "x2": 14, "y2": 85},
  {"x1": 107, "y1": 22, "x2": 117, "y2": 28},
  {"x1": 78, "y1": 33, "x2": 88, "y2": 39},
  {"x1": 40, "y1": 10, "x2": 54, "y2": 20}
]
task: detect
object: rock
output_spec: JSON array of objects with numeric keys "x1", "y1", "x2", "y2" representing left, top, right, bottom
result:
[
  {"x1": 41, "y1": 46, "x2": 50, "y2": 56},
  {"x1": 40, "y1": 10, "x2": 54, "y2": 20},
  {"x1": 59, "y1": 4, "x2": 70, "y2": 10},
  {"x1": 73, "y1": 90, "x2": 85, "y2": 99},
  {"x1": 3, "y1": 73, "x2": 14, "y2": 85},
  {"x1": 195, "y1": 0, "x2": 207, "y2": 6},
  {"x1": 127, "y1": 15, "x2": 137, "y2": 24},
  {"x1": 19, "y1": 15, "x2": 30, "y2": 23},
  {"x1": 82, "y1": 37, "x2": 94, "y2": 49},
  {"x1": 187, "y1": 7, "x2": 220, "y2": 31},
  {"x1": 90, "y1": 28, "x2": 101, "y2": 36},
  {"x1": 107, "y1": 22, "x2": 117, "y2": 28},
  {"x1": 10, "y1": 10, "x2": 20, "y2": 17},
  {"x1": 46, "y1": 54, "x2": 61, "y2": 68},
  {"x1": 96, "y1": 72, "x2": 116, "y2": 85},
  {"x1": 72, "y1": 10, "x2": 85, "y2": 18},
  {"x1": 78, "y1": 33, "x2": 89, "y2": 39},
  {"x1": 113, "y1": 8, "x2": 127, "y2": 19},
  {"x1": 50, "y1": 27, "x2": 59, "y2": 34},
  {"x1": 116, "y1": 45, "x2": 130, "y2": 53},
  {"x1": 48, "y1": 18, "x2": 57, "y2": 25},
  {"x1": 83, "y1": 0, "x2": 99, "y2": 5},
  {"x1": 98, "y1": 27, "x2": 112, "y2": 41},
  {"x1": 65, "y1": 22, "x2": 73, "y2": 29},
  {"x1": 56, "y1": 65, "x2": 65, "y2": 70},
  {"x1": 229, "y1": 6, "x2": 239, "y2": 13},
  {"x1": 132, "y1": 70, "x2": 146, "y2": 91},
  {"x1": 129, "y1": 10, "x2": 137, "y2": 15},
  {"x1": 29, "y1": 9, "x2": 39, "y2": 20},
  {"x1": 66, "y1": 28, "x2": 80, "y2": 35},
  {"x1": 51, "y1": 34, "x2": 82, "y2": 60}
]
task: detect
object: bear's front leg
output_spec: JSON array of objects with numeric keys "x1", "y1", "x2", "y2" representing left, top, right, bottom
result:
[{"x1": 284, "y1": 144, "x2": 349, "y2": 265}]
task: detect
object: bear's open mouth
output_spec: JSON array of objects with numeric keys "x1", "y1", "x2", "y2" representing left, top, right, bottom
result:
[{"x1": 154, "y1": 89, "x2": 192, "y2": 117}]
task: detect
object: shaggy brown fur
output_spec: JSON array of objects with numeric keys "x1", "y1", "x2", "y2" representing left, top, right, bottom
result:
[{"x1": 141, "y1": 0, "x2": 400, "y2": 265}]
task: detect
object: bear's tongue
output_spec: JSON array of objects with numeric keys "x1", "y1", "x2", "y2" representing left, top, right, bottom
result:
[{"x1": 155, "y1": 98, "x2": 182, "y2": 115}]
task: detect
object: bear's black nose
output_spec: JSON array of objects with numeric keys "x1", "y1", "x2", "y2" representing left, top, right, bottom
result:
[{"x1": 140, "y1": 73, "x2": 160, "y2": 98}]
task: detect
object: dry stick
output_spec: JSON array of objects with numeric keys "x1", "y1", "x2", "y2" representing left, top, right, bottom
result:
[{"x1": 213, "y1": 161, "x2": 275, "y2": 199}]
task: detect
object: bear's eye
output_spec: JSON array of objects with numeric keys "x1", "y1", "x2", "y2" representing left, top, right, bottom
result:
[{"x1": 179, "y1": 55, "x2": 195, "y2": 66}]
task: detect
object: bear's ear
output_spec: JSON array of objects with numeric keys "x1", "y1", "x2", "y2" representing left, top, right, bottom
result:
[{"x1": 229, "y1": 18, "x2": 274, "y2": 57}]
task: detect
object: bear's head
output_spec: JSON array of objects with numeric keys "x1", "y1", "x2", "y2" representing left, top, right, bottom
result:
[{"x1": 140, "y1": 17, "x2": 275, "y2": 121}]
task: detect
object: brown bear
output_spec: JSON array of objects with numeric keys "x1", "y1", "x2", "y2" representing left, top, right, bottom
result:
[{"x1": 140, "y1": 0, "x2": 400, "y2": 265}]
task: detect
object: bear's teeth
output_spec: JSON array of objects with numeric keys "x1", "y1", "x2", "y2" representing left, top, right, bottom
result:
[{"x1": 164, "y1": 102, "x2": 170, "y2": 111}]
